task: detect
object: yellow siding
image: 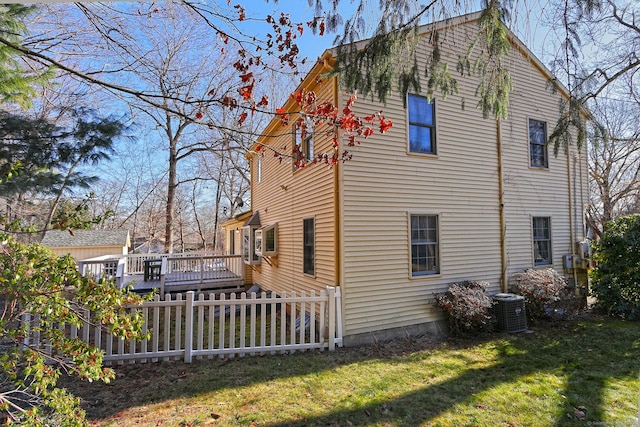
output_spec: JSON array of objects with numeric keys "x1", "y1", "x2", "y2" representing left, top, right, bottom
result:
[
  {"x1": 49, "y1": 245, "x2": 125, "y2": 261},
  {"x1": 339, "y1": 18, "x2": 587, "y2": 337},
  {"x1": 249, "y1": 15, "x2": 588, "y2": 340},
  {"x1": 249, "y1": 71, "x2": 338, "y2": 296},
  {"x1": 501, "y1": 40, "x2": 588, "y2": 282}
]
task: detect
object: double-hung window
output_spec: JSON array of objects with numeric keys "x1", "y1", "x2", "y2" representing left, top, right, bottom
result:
[
  {"x1": 410, "y1": 214, "x2": 439, "y2": 276},
  {"x1": 293, "y1": 117, "x2": 314, "y2": 169},
  {"x1": 408, "y1": 94, "x2": 436, "y2": 154},
  {"x1": 529, "y1": 119, "x2": 548, "y2": 168},
  {"x1": 533, "y1": 216, "x2": 552, "y2": 265},
  {"x1": 303, "y1": 217, "x2": 315, "y2": 275}
]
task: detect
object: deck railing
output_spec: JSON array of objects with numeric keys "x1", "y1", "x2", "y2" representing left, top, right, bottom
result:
[
  {"x1": 21, "y1": 287, "x2": 343, "y2": 364},
  {"x1": 77, "y1": 255, "x2": 125, "y2": 288},
  {"x1": 162, "y1": 255, "x2": 243, "y2": 286},
  {"x1": 79, "y1": 253, "x2": 244, "y2": 295}
]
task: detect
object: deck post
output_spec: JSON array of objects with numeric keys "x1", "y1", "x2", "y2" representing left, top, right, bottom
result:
[
  {"x1": 184, "y1": 291, "x2": 194, "y2": 363},
  {"x1": 160, "y1": 258, "x2": 167, "y2": 298}
]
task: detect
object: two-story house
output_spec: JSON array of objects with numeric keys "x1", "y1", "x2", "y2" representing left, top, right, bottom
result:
[{"x1": 224, "y1": 12, "x2": 589, "y2": 345}]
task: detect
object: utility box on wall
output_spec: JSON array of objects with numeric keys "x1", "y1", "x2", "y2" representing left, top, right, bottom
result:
[{"x1": 494, "y1": 293, "x2": 528, "y2": 333}]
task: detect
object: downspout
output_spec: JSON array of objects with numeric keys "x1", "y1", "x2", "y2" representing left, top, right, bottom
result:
[
  {"x1": 566, "y1": 146, "x2": 578, "y2": 291},
  {"x1": 497, "y1": 118, "x2": 508, "y2": 292},
  {"x1": 334, "y1": 74, "x2": 345, "y2": 340}
]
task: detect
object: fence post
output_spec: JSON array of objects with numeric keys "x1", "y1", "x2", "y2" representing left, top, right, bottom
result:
[
  {"x1": 21, "y1": 313, "x2": 31, "y2": 347},
  {"x1": 327, "y1": 286, "x2": 336, "y2": 351},
  {"x1": 334, "y1": 286, "x2": 343, "y2": 347},
  {"x1": 184, "y1": 291, "x2": 194, "y2": 363}
]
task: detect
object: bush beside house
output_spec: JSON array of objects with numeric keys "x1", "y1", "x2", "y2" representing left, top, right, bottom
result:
[
  {"x1": 590, "y1": 215, "x2": 640, "y2": 320},
  {"x1": 434, "y1": 281, "x2": 494, "y2": 336}
]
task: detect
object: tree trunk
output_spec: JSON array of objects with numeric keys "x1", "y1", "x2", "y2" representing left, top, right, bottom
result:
[{"x1": 164, "y1": 141, "x2": 177, "y2": 253}]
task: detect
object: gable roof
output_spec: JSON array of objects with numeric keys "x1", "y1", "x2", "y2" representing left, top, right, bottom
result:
[{"x1": 41, "y1": 230, "x2": 130, "y2": 248}]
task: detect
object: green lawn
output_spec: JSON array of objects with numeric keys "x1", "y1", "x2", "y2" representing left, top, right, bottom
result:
[{"x1": 63, "y1": 317, "x2": 639, "y2": 426}]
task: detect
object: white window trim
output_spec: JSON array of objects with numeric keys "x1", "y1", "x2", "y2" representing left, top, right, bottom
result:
[
  {"x1": 408, "y1": 212, "x2": 440, "y2": 278},
  {"x1": 262, "y1": 223, "x2": 278, "y2": 257},
  {"x1": 303, "y1": 216, "x2": 315, "y2": 276},
  {"x1": 407, "y1": 94, "x2": 438, "y2": 156},
  {"x1": 528, "y1": 117, "x2": 549, "y2": 169},
  {"x1": 532, "y1": 215, "x2": 553, "y2": 266},
  {"x1": 254, "y1": 229, "x2": 263, "y2": 256},
  {"x1": 256, "y1": 156, "x2": 262, "y2": 183},
  {"x1": 242, "y1": 225, "x2": 261, "y2": 265},
  {"x1": 293, "y1": 117, "x2": 314, "y2": 170}
]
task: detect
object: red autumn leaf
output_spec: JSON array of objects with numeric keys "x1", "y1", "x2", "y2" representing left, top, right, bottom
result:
[
  {"x1": 257, "y1": 95, "x2": 269, "y2": 107},
  {"x1": 195, "y1": 111, "x2": 203, "y2": 120},
  {"x1": 222, "y1": 96, "x2": 238, "y2": 108},
  {"x1": 240, "y1": 72, "x2": 253, "y2": 82},
  {"x1": 379, "y1": 117, "x2": 393, "y2": 133},
  {"x1": 319, "y1": 21, "x2": 325, "y2": 36},
  {"x1": 234, "y1": 4, "x2": 246, "y2": 21},
  {"x1": 297, "y1": 25, "x2": 304, "y2": 35},
  {"x1": 363, "y1": 127, "x2": 374, "y2": 137},
  {"x1": 276, "y1": 107, "x2": 286, "y2": 115},
  {"x1": 237, "y1": 112, "x2": 248, "y2": 125},
  {"x1": 305, "y1": 91, "x2": 316, "y2": 105},
  {"x1": 218, "y1": 31, "x2": 229, "y2": 44},
  {"x1": 238, "y1": 82, "x2": 254, "y2": 101},
  {"x1": 208, "y1": 89, "x2": 216, "y2": 96}
]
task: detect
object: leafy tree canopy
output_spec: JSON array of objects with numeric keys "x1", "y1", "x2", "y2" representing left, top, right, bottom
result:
[
  {"x1": 0, "y1": 234, "x2": 150, "y2": 425},
  {"x1": 0, "y1": 108, "x2": 128, "y2": 230},
  {"x1": 0, "y1": 5, "x2": 51, "y2": 108},
  {"x1": 0, "y1": 8, "x2": 149, "y2": 426},
  {"x1": 590, "y1": 214, "x2": 640, "y2": 320}
]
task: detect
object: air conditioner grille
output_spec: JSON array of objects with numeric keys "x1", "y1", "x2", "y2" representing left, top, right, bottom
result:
[{"x1": 494, "y1": 293, "x2": 527, "y2": 333}]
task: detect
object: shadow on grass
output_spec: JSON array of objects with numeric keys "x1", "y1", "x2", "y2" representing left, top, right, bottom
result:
[
  {"x1": 269, "y1": 321, "x2": 639, "y2": 426},
  {"x1": 62, "y1": 318, "x2": 639, "y2": 426}
]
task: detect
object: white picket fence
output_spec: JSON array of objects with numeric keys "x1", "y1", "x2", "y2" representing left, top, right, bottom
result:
[{"x1": 22, "y1": 287, "x2": 343, "y2": 365}]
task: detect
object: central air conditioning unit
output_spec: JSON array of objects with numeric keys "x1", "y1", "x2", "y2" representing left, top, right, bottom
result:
[{"x1": 493, "y1": 293, "x2": 528, "y2": 333}]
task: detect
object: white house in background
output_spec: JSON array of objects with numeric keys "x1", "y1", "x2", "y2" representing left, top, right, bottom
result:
[
  {"x1": 41, "y1": 229, "x2": 130, "y2": 261},
  {"x1": 224, "y1": 12, "x2": 590, "y2": 345}
]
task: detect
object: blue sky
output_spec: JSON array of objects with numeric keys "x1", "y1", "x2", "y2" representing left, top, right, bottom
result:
[{"x1": 236, "y1": 0, "x2": 557, "y2": 70}]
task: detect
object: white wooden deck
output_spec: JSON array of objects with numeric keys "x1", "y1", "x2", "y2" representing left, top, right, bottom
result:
[
  {"x1": 123, "y1": 270, "x2": 244, "y2": 294},
  {"x1": 78, "y1": 253, "x2": 245, "y2": 297}
]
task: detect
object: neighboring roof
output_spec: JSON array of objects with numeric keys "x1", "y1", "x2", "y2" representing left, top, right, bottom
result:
[
  {"x1": 220, "y1": 210, "x2": 253, "y2": 228},
  {"x1": 41, "y1": 230, "x2": 130, "y2": 248}
]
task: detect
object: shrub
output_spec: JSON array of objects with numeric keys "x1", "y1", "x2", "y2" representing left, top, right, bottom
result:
[
  {"x1": 511, "y1": 268, "x2": 572, "y2": 321},
  {"x1": 590, "y1": 215, "x2": 640, "y2": 320},
  {"x1": 0, "y1": 233, "x2": 151, "y2": 425},
  {"x1": 435, "y1": 281, "x2": 494, "y2": 336}
]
